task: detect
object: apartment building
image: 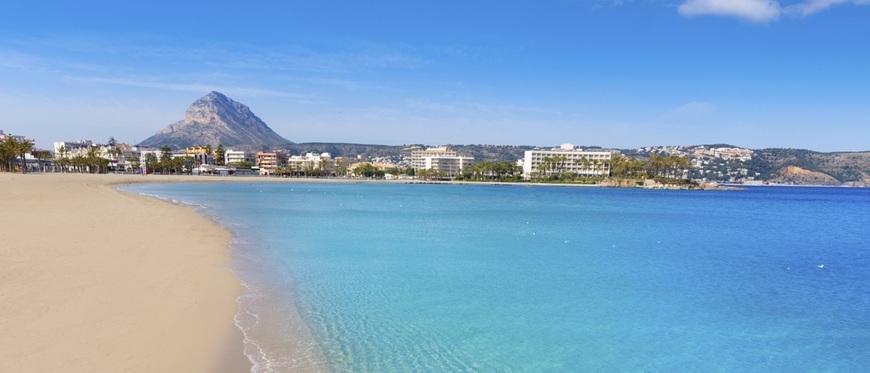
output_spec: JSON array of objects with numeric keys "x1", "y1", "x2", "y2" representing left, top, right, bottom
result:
[
  {"x1": 411, "y1": 146, "x2": 474, "y2": 178},
  {"x1": 521, "y1": 144, "x2": 611, "y2": 179},
  {"x1": 224, "y1": 149, "x2": 252, "y2": 165},
  {"x1": 255, "y1": 152, "x2": 281, "y2": 175}
]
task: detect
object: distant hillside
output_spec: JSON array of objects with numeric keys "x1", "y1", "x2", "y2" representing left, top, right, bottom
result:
[
  {"x1": 748, "y1": 148, "x2": 870, "y2": 183},
  {"x1": 284, "y1": 143, "x2": 539, "y2": 162},
  {"x1": 280, "y1": 144, "x2": 869, "y2": 185},
  {"x1": 770, "y1": 166, "x2": 840, "y2": 185},
  {"x1": 287, "y1": 143, "x2": 404, "y2": 159},
  {"x1": 139, "y1": 91, "x2": 292, "y2": 150}
]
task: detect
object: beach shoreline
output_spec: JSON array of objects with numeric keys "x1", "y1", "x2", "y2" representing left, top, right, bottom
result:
[
  {"x1": 0, "y1": 171, "x2": 720, "y2": 372},
  {"x1": 0, "y1": 173, "x2": 250, "y2": 372}
]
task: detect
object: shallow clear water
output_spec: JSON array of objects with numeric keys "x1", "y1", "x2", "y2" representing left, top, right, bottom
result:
[{"x1": 124, "y1": 183, "x2": 870, "y2": 372}]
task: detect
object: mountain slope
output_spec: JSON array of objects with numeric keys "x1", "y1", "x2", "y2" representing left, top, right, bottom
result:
[
  {"x1": 138, "y1": 91, "x2": 292, "y2": 149},
  {"x1": 749, "y1": 148, "x2": 870, "y2": 183},
  {"x1": 770, "y1": 166, "x2": 840, "y2": 185}
]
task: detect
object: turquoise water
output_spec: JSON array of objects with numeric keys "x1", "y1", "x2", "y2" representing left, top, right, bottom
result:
[{"x1": 124, "y1": 183, "x2": 870, "y2": 372}]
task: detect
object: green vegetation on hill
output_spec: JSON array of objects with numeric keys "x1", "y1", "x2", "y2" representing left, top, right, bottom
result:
[
  {"x1": 287, "y1": 143, "x2": 402, "y2": 159},
  {"x1": 749, "y1": 148, "x2": 870, "y2": 182}
]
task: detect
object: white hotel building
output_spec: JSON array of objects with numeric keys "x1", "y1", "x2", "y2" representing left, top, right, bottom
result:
[
  {"x1": 521, "y1": 144, "x2": 612, "y2": 180},
  {"x1": 410, "y1": 146, "x2": 474, "y2": 178}
]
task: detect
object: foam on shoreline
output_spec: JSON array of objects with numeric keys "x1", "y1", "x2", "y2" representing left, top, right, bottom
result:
[{"x1": 121, "y1": 177, "x2": 328, "y2": 372}]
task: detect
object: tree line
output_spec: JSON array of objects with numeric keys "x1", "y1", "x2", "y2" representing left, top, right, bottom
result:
[
  {"x1": 610, "y1": 154, "x2": 692, "y2": 179},
  {"x1": 0, "y1": 137, "x2": 34, "y2": 173},
  {"x1": 53, "y1": 145, "x2": 118, "y2": 173},
  {"x1": 456, "y1": 160, "x2": 523, "y2": 182}
]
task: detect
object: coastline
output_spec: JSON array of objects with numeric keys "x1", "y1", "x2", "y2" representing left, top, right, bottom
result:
[
  {"x1": 0, "y1": 172, "x2": 737, "y2": 372},
  {"x1": 0, "y1": 173, "x2": 249, "y2": 372}
]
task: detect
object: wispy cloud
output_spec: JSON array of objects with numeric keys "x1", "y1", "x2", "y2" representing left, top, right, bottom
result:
[
  {"x1": 785, "y1": 0, "x2": 870, "y2": 17},
  {"x1": 63, "y1": 76, "x2": 319, "y2": 102},
  {"x1": 677, "y1": 0, "x2": 869, "y2": 22},
  {"x1": 663, "y1": 101, "x2": 716, "y2": 120},
  {"x1": 406, "y1": 99, "x2": 563, "y2": 117},
  {"x1": 2, "y1": 34, "x2": 428, "y2": 76},
  {"x1": 0, "y1": 49, "x2": 47, "y2": 71}
]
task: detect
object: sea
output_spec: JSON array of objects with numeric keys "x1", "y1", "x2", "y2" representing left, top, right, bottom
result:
[{"x1": 122, "y1": 182, "x2": 870, "y2": 372}]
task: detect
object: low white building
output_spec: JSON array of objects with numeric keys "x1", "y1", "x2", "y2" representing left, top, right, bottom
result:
[
  {"x1": 287, "y1": 152, "x2": 333, "y2": 173},
  {"x1": 224, "y1": 149, "x2": 252, "y2": 165},
  {"x1": 53, "y1": 140, "x2": 93, "y2": 155},
  {"x1": 521, "y1": 144, "x2": 611, "y2": 179}
]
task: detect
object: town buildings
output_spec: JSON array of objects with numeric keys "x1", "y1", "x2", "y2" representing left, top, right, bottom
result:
[
  {"x1": 520, "y1": 144, "x2": 612, "y2": 180},
  {"x1": 1, "y1": 130, "x2": 31, "y2": 144},
  {"x1": 52, "y1": 140, "x2": 146, "y2": 172}
]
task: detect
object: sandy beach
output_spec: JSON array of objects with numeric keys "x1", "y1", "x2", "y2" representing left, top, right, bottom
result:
[{"x1": 0, "y1": 173, "x2": 249, "y2": 372}]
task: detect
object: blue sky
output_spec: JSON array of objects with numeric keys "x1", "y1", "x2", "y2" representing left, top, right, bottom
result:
[{"x1": 1, "y1": 0, "x2": 868, "y2": 151}]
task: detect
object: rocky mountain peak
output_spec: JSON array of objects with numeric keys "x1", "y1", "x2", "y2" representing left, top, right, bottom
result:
[{"x1": 138, "y1": 92, "x2": 293, "y2": 150}]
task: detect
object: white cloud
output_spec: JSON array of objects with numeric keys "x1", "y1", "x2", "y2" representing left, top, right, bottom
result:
[
  {"x1": 678, "y1": 0, "x2": 870, "y2": 22},
  {"x1": 678, "y1": 0, "x2": 780, "y2": 22}
]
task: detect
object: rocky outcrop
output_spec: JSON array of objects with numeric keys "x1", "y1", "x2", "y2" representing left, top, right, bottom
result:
[
  {"x1": 598, "y1": 178, "x2": 640, "y2": 187},
  {"x1": 771, "y1": 166, "x2": 840, "y2": 185},
  {"x1": 597, "y1": 178, "x2": 722, "y2": 190},
  {"x1": 138, "y1": 92, "x2": 292, "y2": 149}
]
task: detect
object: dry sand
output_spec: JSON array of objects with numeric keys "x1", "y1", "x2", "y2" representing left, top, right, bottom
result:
[{"x1": 0, "y1": 173, "x2": 250, "y2": 372}]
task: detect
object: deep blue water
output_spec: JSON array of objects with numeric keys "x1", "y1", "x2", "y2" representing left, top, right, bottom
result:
[{"x1": 124, "y1": 183, "x2": 870, "y2": 372}]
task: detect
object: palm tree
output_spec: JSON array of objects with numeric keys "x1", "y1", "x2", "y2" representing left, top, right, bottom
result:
[
  {"x1": 31, "y1": 150, "x2": 52, "y2": 172},
  {"x1": 8, "y1": 138, "x2": 34, "y2": 173},
  {"x1": 285, "y1": 162, "x2": 298, "y2": 177},
  {"x1": 71, "y1": 155, "x2": 87, "y2": 173},
  {"x1": 143, "y1": 153, "x2": 158, "y2": 174},
  {"x1": 591, "y1": 158, "x2": 601, "y2": 176},
  {"x1": 580, "y1": 155, "x2": 591, "y2": 174},
  {"x1": 128, "y1": 156, "x2": 140, "y2": 173},
  {"x1": 561, "y1": 156, "x2": 573, "y2": 178},
  {"x1": 0, "y1": 138, "x2": 13, "y2": 172},
  {"x1": 56, "y1": 145, "x2": 68, "y2": 173},
  {"x1": 159, "y1": 146, "x2": 173, "y2": 175},
  {"x1": 303, "y1": 163, "x2": 315, "y2": 177},
  {"x1": 318, "y1": 159, "x2": 329, "y2": 177},
  {"x1": 110, "y1": 146, "x2": 123, "y2": 173},
  {"x1": 86, "y1": 146, "x2": 101, "y2": 173}
]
